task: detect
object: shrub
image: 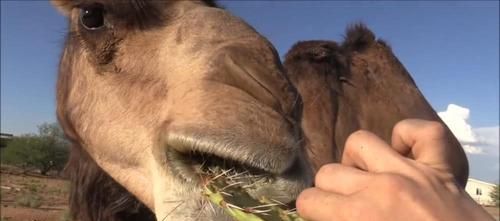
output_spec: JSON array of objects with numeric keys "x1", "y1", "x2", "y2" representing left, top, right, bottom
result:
[
  {"x1": 15, "y1": 193, "x2": 42, "y2": 208},
  {"x1": 0, "y1": 122, "x2": 69, "y2": 175},
  {"x1": 26, "y1": 183, "x2": 40, "y2": 193}
]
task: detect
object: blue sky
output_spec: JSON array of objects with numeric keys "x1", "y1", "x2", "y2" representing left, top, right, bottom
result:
[{"x1": 1, "y1": 2, "x2": 498, "y2": 181}]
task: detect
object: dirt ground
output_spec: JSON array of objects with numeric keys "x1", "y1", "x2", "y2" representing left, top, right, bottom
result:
[
  {"x1": 0, "y1": 165, "x2": 69, "y2": 221},
  {"x1": 0, "y1": 165, "x2": 498, "y2": 221}
]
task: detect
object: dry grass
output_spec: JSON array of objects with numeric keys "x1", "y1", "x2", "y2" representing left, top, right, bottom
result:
[
  {"x1": 14, "y1": 192, "x2": 42, "y2": 208},
  {"x1": 1, "y1": 165, "x2": 68, "y2": 221}
]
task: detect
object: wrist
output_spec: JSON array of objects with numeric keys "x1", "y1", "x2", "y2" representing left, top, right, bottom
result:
[{"x1": 456, "y1": 194, "x2": 495, "y2": 221}]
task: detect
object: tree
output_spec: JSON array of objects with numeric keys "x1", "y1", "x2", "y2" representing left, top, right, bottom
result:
[
  {"x1": 491, "y1": 184, "x2": 499, "y2": 207},
  {"x1": 37, "y1": 122, "x2": 68, "y2": 145},
  {"x1": 1, "y1": 122, "x2": 69, "y2": 175}
]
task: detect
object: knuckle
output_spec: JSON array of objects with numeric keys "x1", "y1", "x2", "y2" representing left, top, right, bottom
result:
[
  {"x1": 392, "y1": 119, "x2": 409, "y2": 134},
  {"x1": 317, "y1": 164, "x2": 339, "y2": 177},
  {"x1": 350, "y1": 130, "x2": 372, "y2": 140},
  {"x1": 343, "y1": 130, "x2": 375, "y2": 159},
  {"x1": 424, "y1": 121, "x2": 447, "y2": 137},
  {"x1": 344, "y1": 130, "x2": 371, "y2": 153},
  {"x1": 315, "y1": 164, "x2": 340, "y2": 185}
]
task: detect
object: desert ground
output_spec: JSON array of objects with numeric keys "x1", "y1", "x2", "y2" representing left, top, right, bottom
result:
[
  {"x1": 1, "y1": 165, "x2": 498, "y2": 221},
  {"x1": 0, "y1": 165, "x2": 69, "y2": 221}
]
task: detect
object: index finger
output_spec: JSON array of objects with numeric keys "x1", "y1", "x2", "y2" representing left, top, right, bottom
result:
[{"x1": 341, "y1": 130, "x2": 410, "y2": 173}]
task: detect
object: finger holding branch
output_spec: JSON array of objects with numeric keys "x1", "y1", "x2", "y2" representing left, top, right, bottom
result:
[
  {"x1": 297, "y1": 122, "x2": 493, "y2": 221},
  {"x1": 340, "y1": 130, "x2": 412, "y2": 174},
  {"x1": 391, "y1": 119, "x2": 469, "y2": 186}
]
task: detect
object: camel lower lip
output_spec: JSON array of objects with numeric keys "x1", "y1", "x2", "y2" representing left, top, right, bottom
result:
[{"x1": 165, "y1": 148, "x2": 307, "y2": 206}]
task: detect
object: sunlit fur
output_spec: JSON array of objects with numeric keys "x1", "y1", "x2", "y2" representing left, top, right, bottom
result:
[{"x1": 55, "y1": 1, "x2": 310, "y2": 220}]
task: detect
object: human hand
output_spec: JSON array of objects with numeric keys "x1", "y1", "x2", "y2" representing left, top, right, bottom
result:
[
  {"x1": 296, "y1": 120, "x2": 493, "y2": 221},
  {"x1": 389, "y1": 119, "x2": 469, "y2": 187}
]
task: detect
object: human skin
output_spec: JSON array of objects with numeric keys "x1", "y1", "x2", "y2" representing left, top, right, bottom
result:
[{"x1": 296, "y1": 119, "x2": 494, "y2": 221}]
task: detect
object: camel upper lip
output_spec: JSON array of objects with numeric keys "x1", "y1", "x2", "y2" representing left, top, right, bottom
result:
[
  {"x1": 164, "y1": 129, "x2": 300, "y2": 176},
  {"x1": 165, "y1": 147, "x2": 275, "y2": 184}
]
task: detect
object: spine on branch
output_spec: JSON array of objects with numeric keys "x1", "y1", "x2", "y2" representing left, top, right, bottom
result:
[{"x1": 202, "y1": 170, "x2": 306, "y2": 221}]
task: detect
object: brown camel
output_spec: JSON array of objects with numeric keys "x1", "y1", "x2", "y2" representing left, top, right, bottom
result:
[
  {"x1": 284, "y1": 24, "x2": 468, "y2": 183},
  {"x1": 52, "y1": 1, "x2": 468, "y2": 220}
]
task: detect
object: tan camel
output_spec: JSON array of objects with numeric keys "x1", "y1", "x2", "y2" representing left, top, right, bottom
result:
[{"x1": 54, "y1": 1, "x2": 309, "y2": 220}]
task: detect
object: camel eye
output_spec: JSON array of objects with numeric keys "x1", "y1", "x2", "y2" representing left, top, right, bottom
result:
[{"x1": 80, "y1": 5, "x2": 105, "y2": 30}]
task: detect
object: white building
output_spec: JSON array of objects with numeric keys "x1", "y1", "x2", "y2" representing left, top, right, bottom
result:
[{"x1": 465, "y1": 178, "x2": 497, "y2": 206}]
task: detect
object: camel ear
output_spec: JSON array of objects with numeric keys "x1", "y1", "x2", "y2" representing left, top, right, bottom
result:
[
  {"x1": 51, "y1": 0, "x2": 73, "y2": 16},
  {"x1": 342, "y1": 23, "x2": 376, "y2": 52}
]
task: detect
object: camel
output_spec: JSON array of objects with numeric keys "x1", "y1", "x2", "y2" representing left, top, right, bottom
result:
[
  {"x1": 52, "y1": 1, "x2": 468, "y2": 220},
  {"x1": 284, "y1": 24, "x2": 468, "y2": 182},
  {"x1": 54, "y1": 1, "x2": 309, "y2": 220}
]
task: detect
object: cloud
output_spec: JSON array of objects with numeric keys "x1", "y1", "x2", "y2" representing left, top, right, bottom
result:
[
  {"x1": 473, "y1": 126, "x2": 499, "y2": 156},
  {"x1": 438, "y1": 104, "x2": 498, "y2": 155},
  {"x1": 438, "y1": 104, "x2": 499, "y2": 183},
  {"x1": 461, "y1": 144, "x2": 484, "y2": 154},
  {"x1": 438, "y1": 104, "x2": 476, "y2": 143}
]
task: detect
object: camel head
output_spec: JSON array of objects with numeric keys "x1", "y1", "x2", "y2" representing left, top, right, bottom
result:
[
  {"x1": 284, "y1": 24, "x2": 468, "y2": 183},
  {"x1": 53, "y1": 1, "x2": 312, "y2": 220}
]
